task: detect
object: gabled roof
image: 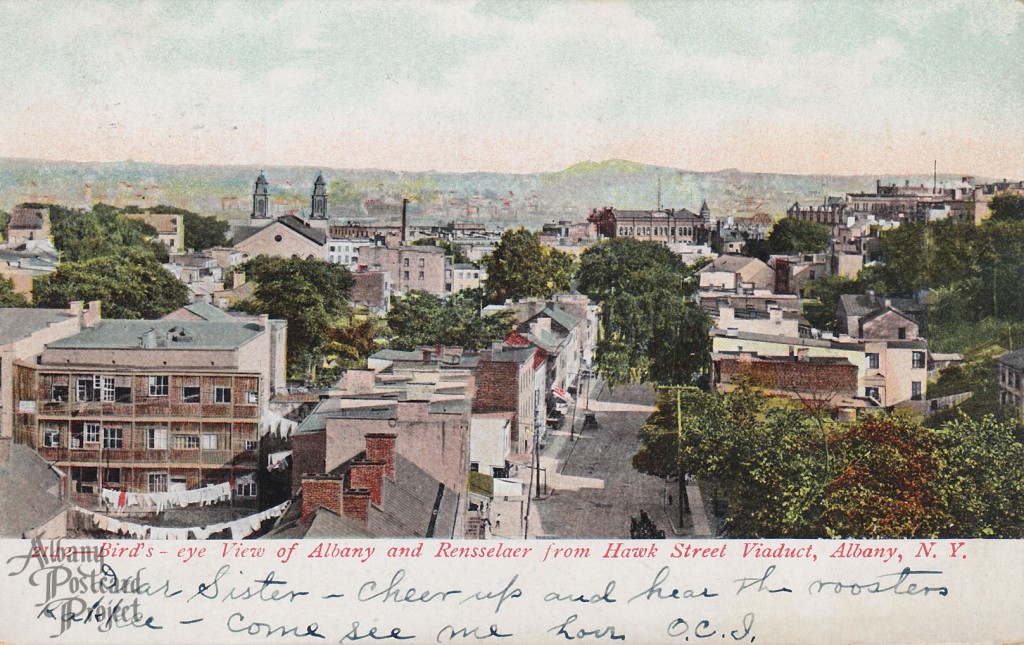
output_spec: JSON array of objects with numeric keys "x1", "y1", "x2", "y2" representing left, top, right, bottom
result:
[
  {"x1": 265, "y1": 453, "x2": 459, "y2": 539},
  {"x1": 999, "y1": 349, "x2": 1024, "y2": 370},
  {"x1": 275, "y1": 215, "x2": 328, "y2": 245},
  {"x1": 538, "y1": 305, "x2": 581, "y2": 333},
  {"x1": 700, "y1": 254, "x2": 768, "y2": 274},
  {"x1": 8, "y1": 207, "x2": 47, "y2": 230},
  {"x1": 234, "y1": 216, "x2": 327, "y2": 246},
  {"x1": 859, "y1": 305, "x2": 917, "y2": 328},
  {"x1": 0, "y1": 444, "x2": 66, "y2": 538}
]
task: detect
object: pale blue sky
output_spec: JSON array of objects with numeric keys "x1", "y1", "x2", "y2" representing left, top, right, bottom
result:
[{"x1": 0, "y1": 0, "x2": 1020, "y2": 176}]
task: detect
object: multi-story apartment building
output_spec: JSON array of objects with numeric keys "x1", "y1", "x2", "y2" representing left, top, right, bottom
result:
[
  {"x1": 13, "y1": 317, "x2": 286, "y2": 499},
  {"x1": 358, "y1": 244, "x2": 451, "y2": 297}
]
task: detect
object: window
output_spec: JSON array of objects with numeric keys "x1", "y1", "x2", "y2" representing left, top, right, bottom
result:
[
  {"x1": 51, "y1": 385, "x2": 69, "y2": 402},
  {"x1": 148, "y1": 376, "x2": 169, "y2": 397},
  {"x1": 84, "y1": 422, "x2": 100, "y2": 444},
  {"x1": 418, "y1": 271, "x2": 424, "y2": 280},
  {"x1": 865, "y1": 387, "x2": 880, "y2": 401},
  {"x1": 403, "y1": 271, "x2": 409, "y2": 280},
  {"x1": 101, "y1": 377, "x2": 114, "y2": 402},
  {"x1": 469, "y1": 462, "x2": 479, "y2": 472},
  {"x1": 214, "y1": 386, "x2": 232, "y2": 403},
  {"x1": 77, "y1": 376, "x2": 100, "y2": 402},
  {"x1": 866, "y1": 353, "x2": 879, "y2": 369},
  {"x1": 104, "y1": 468, "x2": 121, "y2": 484},
  {"x1": 200, "y1": 434, "x2": 217, "y2": 450},
  {"x1": 102, "y1": 427, "x2": 123, "y2": 449},
  {"x1": 148, "y1": 473, "x2": 168, "y2": 493},
  {"x1": 236, "y1": 480, "x2": 257, "y2": 497},
  {"x1": 174, "y1": 435, "x2": 200, "y2": 450},
  {"x1": 244, "y1": 440, "x2": 258, "y2": 451},
  {"x1": 147, "y1": 428, "x2": 167, "y2": 450},
  {"x1": 912, "y1": 351, "x2": 926, "y2": 369},
  {"x1": 418, "y1": 258, "x2": 425, "y2": 267},
  {"x1": 898, "y1": 327, "x2": 907, "y2": 340},
  {"x1": 403, "y1": 258, "x2": 410, "y2": 267},
  {"x1": 182, "y1": 387, "x2": 201, "y2": 403},
  {"x1": 247, "y1": 391, "x2": 258, "y2": 404},
  {"x1": 274, "y1": 234, "x2": 283, "y2": 242},
  {"x1": 44, "y1": 431, "x2": 60, "y2": 447},
  {"x1": 911, "y1": 381, "x2": 923, "y2": 401}
]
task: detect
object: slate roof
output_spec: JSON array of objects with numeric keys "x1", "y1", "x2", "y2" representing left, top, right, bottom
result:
[
  {"x1": 277, "y1": 215, "x2": 327, "y2": 245},
  {"x1": 538, "y1": 306, "x2": 580, "y2": 334},
  {"x1": 0, "y1": 444, "x2": 66, "y2": 538},
  {"x1": 263, "y1": 453, "x2": 459, "y2": 539},
  {"x1": 0, "y1": 309, "x2": 76, "y2": 346},
  {"x1": 46, "y1": 319, "x2": 265, "y2": 351},
  {"x1": 233, "y1": 216, "x2": 327, "y2": 246},
  {"x1": 178, "y1": 302, "x2": 236, "y2": 321},
  {"x1": 999, "y1": 349, "x2": 1024, "y2": 370}
]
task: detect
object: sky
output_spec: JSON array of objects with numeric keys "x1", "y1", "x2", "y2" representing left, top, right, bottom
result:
[{"x1": 0, "y1": 0, "x2": 1021, "y2": 177}]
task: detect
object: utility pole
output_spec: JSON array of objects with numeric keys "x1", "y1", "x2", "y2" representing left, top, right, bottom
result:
[{"x1": 673, "y1": 387, "x2": 691, "y2": 524}]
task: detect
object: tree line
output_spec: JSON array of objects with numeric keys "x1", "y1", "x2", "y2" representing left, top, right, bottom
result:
[{"x1": 634, "y1": 384, "x2": 1024, "y2": 538}]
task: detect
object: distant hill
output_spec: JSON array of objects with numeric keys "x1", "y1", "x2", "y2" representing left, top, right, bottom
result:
[{"x1": 0, "y1": 157, "x2": 991, "y2": 228}]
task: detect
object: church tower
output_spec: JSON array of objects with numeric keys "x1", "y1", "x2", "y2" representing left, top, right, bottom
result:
[
  {"x1": 251, "y1": 171, "x2": 270, "y2": 220},
  {"x1": 700, "y1": 198, "x2": 711, "y2": 220},
  {"x1": 310, "y1": 172, "x2": 327, "y2": 219}
]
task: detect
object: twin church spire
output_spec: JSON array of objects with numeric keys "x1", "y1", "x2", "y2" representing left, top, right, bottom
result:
[{"x1": 251, "y1": 171, "x2": 328, "y2": 221}]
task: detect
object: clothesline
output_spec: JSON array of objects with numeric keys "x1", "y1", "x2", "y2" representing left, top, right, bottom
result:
[
  {"x1": 100, "y1": 482, "x2": 232, "y2": 512},
  {"x1": 73, "y1": 501, "x2": 289, "y2": 540}
]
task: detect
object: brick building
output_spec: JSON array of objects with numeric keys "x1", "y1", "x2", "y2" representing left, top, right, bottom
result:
[
  {"x1": 358, "y1": 244, "x2": 451, "y2": 297},
  {"x1": 13, "y1": 317, "x2": 286, "y2": 500},
  {"x1": 713, "y1": 350, "x2": 859, "y2": 409}
]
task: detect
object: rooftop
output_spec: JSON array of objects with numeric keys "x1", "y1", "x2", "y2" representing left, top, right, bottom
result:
[
  {"x1": 46, "y1": 319, "x2": 266, "y2": 351},
  {"x1": 0, "y1": 308, "x2": 76, "y2": 346}
]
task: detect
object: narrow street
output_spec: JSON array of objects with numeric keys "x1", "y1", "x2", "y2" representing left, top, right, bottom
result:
[{"x1": 503, "y1": 380, "x2": 715, "y2": 539}]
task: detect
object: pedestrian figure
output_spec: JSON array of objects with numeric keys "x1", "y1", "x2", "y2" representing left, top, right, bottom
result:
[{"x1": 495, "y1": 513, "x2": 501, "y2": 529}]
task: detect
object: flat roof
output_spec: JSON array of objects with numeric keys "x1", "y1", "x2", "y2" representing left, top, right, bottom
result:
[{"x1": 47, "y1": 320, "x2": 265, "y2": 351}]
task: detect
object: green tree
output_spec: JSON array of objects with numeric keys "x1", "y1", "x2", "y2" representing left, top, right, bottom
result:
[
  {"x1": 46, "y1": 203, "x2": 167, "y2": 262},
  {"x1": 987, "y1": 192, "x2": 1024, "y2": 222},
  {"x1": 231, "y1": 256, "x2": 354, "y2": 381},
  {"x1": 0, "y1": 276, "x2": 29, "y2": 308},
  {"x1": 483, "y1": 228, "x2": 574, "y2": 304},
  {"x1": 765, "y1": 217, "x2": 830, "y2": 255},
  {"x1": 935, "y1": 414, "x2": 1024, "y2": 538},
  {"x1": 386, "y1": 288, "x2": 516, "y2": 351},
  {"x1": 577, "y1": 239, "x2": 709, "y2": 386},
  {"x1": 33, "y1": 252, "x2": 189, "y2": 319}
]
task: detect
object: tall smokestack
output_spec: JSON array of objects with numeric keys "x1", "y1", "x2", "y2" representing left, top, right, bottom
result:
[
  {"x1": 933, "y1": 160, "x2": 937, "y2": 194},
  {"x1": 401, "y1": 198, "x2": 409, "y2": 245}
]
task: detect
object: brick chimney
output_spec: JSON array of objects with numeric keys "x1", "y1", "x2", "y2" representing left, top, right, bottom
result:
[
  {"x1": 350, "y1": 460, "x2": 385, "y2": 506},
  {"x1": 365, "y1": 433, "x2": 396, "y2": 478},
  {"x1": 342, "y1": 489, "x2": 370, "y2": 523},
  {"x1": 301, "y1": 476, "x2": 343, "y2": 524}
]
